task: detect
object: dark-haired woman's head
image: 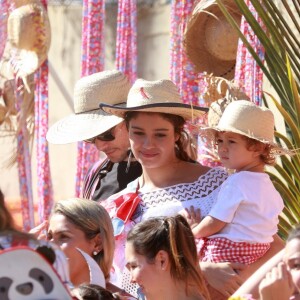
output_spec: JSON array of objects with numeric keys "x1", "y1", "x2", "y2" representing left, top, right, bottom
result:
[
  {"x1": 125, "y1": 215, "x2": 209, "y2": 299},
  {"x1": 125, "y1": 112, "x2": 197, "y2": 166}
]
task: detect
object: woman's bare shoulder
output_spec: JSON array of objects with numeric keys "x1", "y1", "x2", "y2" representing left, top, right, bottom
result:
[{"x1": 181, "y1": 162, "x2": 212, "y2": 181}]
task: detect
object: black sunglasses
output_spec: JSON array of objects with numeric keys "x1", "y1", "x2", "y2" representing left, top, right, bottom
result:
[{"x1": 85, "y1": 126, "x2": 116, "y2": 143}]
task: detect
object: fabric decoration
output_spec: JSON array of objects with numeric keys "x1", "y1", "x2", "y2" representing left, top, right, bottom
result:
[
  {"x1": 35, "y1": 60, "x2": 53, "y2": 224},
  {"x1": 103, "y1": 189, "x2": 141, "y2": 237},
  {"x1": 111, "y1": 192, "x2": 141, "y2": 237},
  {"x1": 170, "y1": 0, "x2": 204, "y2": 106},
  {"x1": 33, "y1": 0, "x2": 53, "y2": 225},
  {"x1": 75, "y1": 0, "x2": 105, "y2": 197},
  {"x1": 115, "y1": 0, "x2": 137, "y2": 84},
  {"x1": 234, "y1": 0, "x2": 265, "y2": 106}
]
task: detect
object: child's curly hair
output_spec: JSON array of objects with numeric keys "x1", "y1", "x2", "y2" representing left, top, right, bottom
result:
[{"x1": 242, "y1": 136, "x2": 276, "y2": 166}]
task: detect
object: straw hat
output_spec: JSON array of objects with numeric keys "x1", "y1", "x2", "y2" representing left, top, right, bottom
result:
[
  {"x1": 184, "y1": 0, "x2": 241, "y2": 80},
  {"x1": 100, "y1": 78, "x2": 208, "y2": 120},
  {"x1": 5, "y1": 1, "x2": 51, "y2": 85},
  {"x1": 46, "y1": 70, "x2": 131, "y2": 144},
  {"x1": 203, "y1": 100, "x2": 288, "y2": 154}
]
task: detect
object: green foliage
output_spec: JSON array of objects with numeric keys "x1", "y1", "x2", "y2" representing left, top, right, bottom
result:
[{"x1": 217, "y1": 0, "x2": 300, "y2": 239}]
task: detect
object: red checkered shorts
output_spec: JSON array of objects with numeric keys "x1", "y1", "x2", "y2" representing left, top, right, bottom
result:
[{"x1": 196, "y1": 237, "x2": 270, "y2": 265}]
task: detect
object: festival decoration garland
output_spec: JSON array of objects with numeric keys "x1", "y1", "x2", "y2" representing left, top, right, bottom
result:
[
  {"x1": 234, "y1": 0, "x2": 265, "y2": 106},
  {"x1": 115, "y1": 0, "x2": 137, "y2": 83},
  {"x1": 75, "y1": 0, "x2": 105, "y2": 197},
  {"x1": 32, "y1": 0, "x2": 53, "y2": 225},
  {"x1": 170, "y1": 0, "x2": 204, "y2": 105},
  {"x1": 35, "y1": 61, "x2": 53, "y2": 224}
]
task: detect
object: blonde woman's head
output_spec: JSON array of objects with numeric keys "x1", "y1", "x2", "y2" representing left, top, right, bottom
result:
[{"x1": 52, "y1": 198, "x2": 114, "y2": 281}]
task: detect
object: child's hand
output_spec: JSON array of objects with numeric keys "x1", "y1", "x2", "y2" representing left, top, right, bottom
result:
[
  {"x1": 259, "y1": 262, "x2": 295, "y2": 300},
  {"x1": 179, "y1": 206, "x2": 201, "y2": 229}
]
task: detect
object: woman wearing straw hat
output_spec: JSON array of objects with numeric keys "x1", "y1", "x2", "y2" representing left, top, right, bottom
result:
[
  {"x1": 46, "y1": 70, "x2": 142, "y2": 201},
  {"x1": 100, "y1": 79, "x2": 284, "y2": 299},
  {"x1": 184, "y1": 100, "x2": 291, "y2": 266},
  {"x1": 99, "y1": 78, "x2": 214, "y2": 298}
]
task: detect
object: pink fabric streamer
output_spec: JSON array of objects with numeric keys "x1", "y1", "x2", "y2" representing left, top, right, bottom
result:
[
  {"x1": 115, "y1": 0, "x2": 137, "y2": 84},
  {"x1": 35, "y1": 61, "x2": 53, "y2": 224},
  {"x1": 170, "y1": 0, "x2": 204, "y2": 105},
  {"x1": 75, "y1": 0, "x2": 105, "y2": 197},
  {"x1": 234, "y1": 0, "x2": 265, "y2": 106},
  {"x1": 34, "y1": 0, "x2": 53, "y2": 225}
]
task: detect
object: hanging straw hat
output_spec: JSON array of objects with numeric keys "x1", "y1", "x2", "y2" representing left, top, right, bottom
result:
[
  {"x1": 0, "y1": 0, "x2": 51, "y2": 90},
  {"x1": 184, "y1": 0, "x2": 241, "y2": 80},
  {"x1": 205, "y1": 78, "x2": 250, "y2": 127},
  {"x1": 202, "y1": 100, "x2": 290, "y2": 155},
  {"x1": 100, "y1": 78, "x2": 208, "y2": 120},
  {"x1": 46, "y1": 70, "x2": 131, "y2": 144}
]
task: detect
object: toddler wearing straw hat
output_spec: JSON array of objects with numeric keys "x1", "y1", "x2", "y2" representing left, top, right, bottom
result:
[{"x1": 185, "y1": 100, "x2": 291, "y2": 265}]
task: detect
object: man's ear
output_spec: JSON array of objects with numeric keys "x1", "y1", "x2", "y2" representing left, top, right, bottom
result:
[{"x1": 155, "y1": 250, "x2": 169, "y2": 271}]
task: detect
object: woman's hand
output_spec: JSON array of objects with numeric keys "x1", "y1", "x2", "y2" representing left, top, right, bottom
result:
[
  {"x1": 200, "y1": 261, "x2": 246, "y2": 297},
  {"x1": 29, "y1": 220, "x2": 49, "y2": 240},
  {"x1": 259, "y1": 262, "x2": 294, "y2": 300}
]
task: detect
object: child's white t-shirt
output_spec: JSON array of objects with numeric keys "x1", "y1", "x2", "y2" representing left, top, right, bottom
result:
[{"x1": 208, "y1": 171, "x2": 284, "y2": 243}]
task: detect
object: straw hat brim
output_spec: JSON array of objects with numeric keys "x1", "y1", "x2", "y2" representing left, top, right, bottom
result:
[
  {"x1": 100, "y1": 102, "x2": 208, "y2": 120},
  {"x1": 46, "y1": 109, "x2": 123, "y2": 144},
  {"x1": 201, "y1": 126, "x2": 291, "y2": 156}
]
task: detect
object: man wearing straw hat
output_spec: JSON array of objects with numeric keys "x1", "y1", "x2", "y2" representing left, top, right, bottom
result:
[{"x1": 46, "y1": 70, "x2": 142, "y2": 201}]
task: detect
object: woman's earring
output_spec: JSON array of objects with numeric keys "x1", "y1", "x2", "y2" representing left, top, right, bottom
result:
[
  {"x1": 93, "y1": 251, "x2": 98, "y2": 256},
  {"x1": 126, "y1": 149, "x2": 133, "y2": 173}
]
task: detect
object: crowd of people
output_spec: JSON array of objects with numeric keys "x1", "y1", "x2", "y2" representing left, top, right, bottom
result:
[{"x1": 0, "y1": 69, "x2": 296, "y2": 300}]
